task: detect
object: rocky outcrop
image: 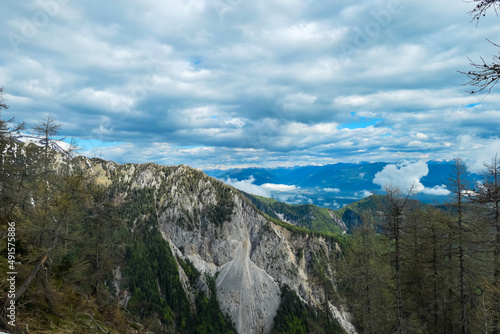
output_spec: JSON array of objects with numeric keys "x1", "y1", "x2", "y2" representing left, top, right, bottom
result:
[{"x1": 85, "y1": 159, "x2": 356, "y2": 334}]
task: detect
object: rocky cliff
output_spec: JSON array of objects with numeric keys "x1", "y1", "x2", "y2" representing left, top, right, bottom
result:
[{"x1": 83, "y1": 159, "x2": 356, "y2": 334}]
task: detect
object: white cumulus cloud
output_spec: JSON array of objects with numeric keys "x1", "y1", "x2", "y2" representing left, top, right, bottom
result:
[
  {"x1": 373, "y1": 161, "x2": 449, "y2": 196},
  {"x1": 222, "y1": 176, "x2": 300, "y2": 198},
  {"x1": 261, "y1": 183, "x2": 298, "y2": 192},
  {"x1": 422, "y1": 185, "x2": 450, "y2": 196},
  {"x1": 223, "y1": 176, "x2": 270, "y2": 197}
]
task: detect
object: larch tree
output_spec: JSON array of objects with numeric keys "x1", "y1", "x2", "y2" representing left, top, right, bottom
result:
[
  {"x1": 3, "y1": 115, "x2": 76, "y2": 318},
  {"x1": 0, "y1": 87, "x2": 25, "y2": 139},
  {"x1": 473, "y1": 155, "x2": 500, "y2": 333},
  {"x1": 447, "y1": 157, "x2": 487, "y2": 333},
  {"x1": 339, "y1": 213, "x2": 395, "y2": 333},
  {"x1": 0, "y1": 87, "x2": 26, "y2": 222},
  {"x1": 31, "y1": 114, "x2": 61, "y2": 161},
  {"x1": 449, "y1": 158, "x2": 470, "y2": 333},
  {"x1": 380, "y1": 185, "x2": 415, "y2": 334},
  {"x1": 462, "y1": 0, "x2": 500, "y2": 94}
]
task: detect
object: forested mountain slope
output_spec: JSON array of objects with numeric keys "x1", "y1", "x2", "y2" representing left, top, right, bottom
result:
[
  {"x1": 4, "y1": 130, "x2": 500, "y2": 334},
  {"x1": 0, "y1": 137, "x2": 353, "y2": 334},
  {"x1": 242, "y1": 192, "x2": 347, "y2": 233}
]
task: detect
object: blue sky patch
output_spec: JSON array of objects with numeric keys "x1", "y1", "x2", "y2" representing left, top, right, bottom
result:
[
  {"x1": 191, "y1": 56, "x2": 202, "y2": 66},
  {"x1": 63, "y1": 138, "x2": 124, "y2": 151},
  {"x1": 341, "y1": 117, "x2": 383, "y2": 130}
]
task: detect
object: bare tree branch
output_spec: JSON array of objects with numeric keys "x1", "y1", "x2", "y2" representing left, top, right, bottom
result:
[
  {"x1": 0, "y1": 87, "x2": 26, "y2": 139},
  {"x1": 467, "y1": 0, "x2": 500, "y2": 23},
  {"x1": 461, "y1": 0, "x2": 500, "y2": 95},
  {"x1": 0, "y1": 87, "x2": 8, "y2": 111},
  {"x1": 460, "y1": 40, "x2": 500, "y2": 95}
]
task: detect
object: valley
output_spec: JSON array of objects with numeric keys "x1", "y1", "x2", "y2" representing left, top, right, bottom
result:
[{"x1": 1, "y1": 129, "x2": 499, "y2": 334}]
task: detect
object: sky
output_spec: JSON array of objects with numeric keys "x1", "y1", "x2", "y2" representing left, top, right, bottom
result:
[{"x1": 1, "y1": 0, "x2": 500, "y2": 171}]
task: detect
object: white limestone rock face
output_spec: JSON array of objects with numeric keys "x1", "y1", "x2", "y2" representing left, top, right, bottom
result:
[
  {"x1": 330, "y1": 303, "x2": 357, "y2": 334},
  {"x1": 216, "y1": 238, "x2": 280, "y2": 334},
  {"x1": 87, "y1": 161, "x2": 357, "y2": 334}
]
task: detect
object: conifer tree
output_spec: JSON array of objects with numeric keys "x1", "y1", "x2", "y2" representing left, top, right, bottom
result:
[
  {"x1": 0, "y1": 87, "x2": 26, "y2": 219},
  {"x1": 31, "y1": 114, "x2": 61, "y2": 163},
  {"x1": 406, "y1": 207, "x2": 453, "y2": 333},
  {"x1": 449, "y1": 158, "x2": 471, "y2": 334},
  {"x1": 472, "y1": 155, "x2": 500, "y2": 333},
  {"x1": 380, "y1": 185, "x2": 415, "y2": 334},
  {"x1": 1, "y1": 116, "x2": 82, "y2": 319},
  {"x1": 338, "y1": 213, "x2": 395, "y2": 333},
  {"x1": 446, "y1": 158, "x2": 488, "y2": 333},
  {"x1": 84, "y1": 181, "x2": 122, "y2": 303}
]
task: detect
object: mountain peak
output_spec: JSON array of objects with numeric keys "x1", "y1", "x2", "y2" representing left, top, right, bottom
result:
[{"x1": 11, "y1": 133, "x2": 70, "y2": 155}]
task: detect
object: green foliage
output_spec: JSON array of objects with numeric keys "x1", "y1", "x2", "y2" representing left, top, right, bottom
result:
[
  {"x1": 271, "y1": 285, "x2": 344, "y2": 334},
  {"x1": 177, "y1": 256, "x2": 201, "y2": 285},
  {"x1": 125, "y1": 224, "x2": 190, "y2": 328},
  {"x1": 334, "y1": 195, "x2": 379, "y2": 232},
  {"x1": 194, "y1": 274, "x2": 236, "y2": 334},
  {"x1": 265, "y1": 213, "x2": 346, "y2": 249},
  {"x1": 207, "y1": 181, "x2": 235, "y2": 226},
  {"x1": 244, "y1": 193, "x2": 342, "y2": 234},
  {"x1": 337, "y1": 222, "x2": 395, "y2": 333}
]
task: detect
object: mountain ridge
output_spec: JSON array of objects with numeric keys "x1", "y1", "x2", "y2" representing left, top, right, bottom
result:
[
  {"x1": 87, "y1": 158, "x2": 353, "y2": 333},
  {"x1": 0, "y1": 137, "x2": 354, "y2": 333},
  {"x1": 206, "y1": 161, "x2": 459, "y2": 209}
]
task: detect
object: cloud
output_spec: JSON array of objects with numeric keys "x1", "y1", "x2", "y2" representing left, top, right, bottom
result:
[
  {"x1": 223, "y1": 176, "x2": 270, "y2": 197},
  {"x1": 355, "y1": 190, "x2": 373, "y2": 198},
  {"x1": 457, "y1": 135, "x2": 500, "y2": 172},
  {"x1": 222, "y1": 176, "x2": 299, "y2": 197},
  {"x1": 332, "y1": 200, "x2": 341, "y2": 209},
  {"x1": 261, "y1": 183, "x2": 298, "y2": 192},
  {"x1": 421, "y1": 185, "x2": 450, "y2": 196},
  {"x1": 373, "y1": 161, "x2": 449, "y2": 195},
  {"x1": 324, "y1": 187, "x2": 341, "y2": 193},
  {"x1": 1, "y1": 0, "x2": 499, "y2": 169},
  {"x1": 373, "y1": 161, "x2": 428, "y2": 192}
]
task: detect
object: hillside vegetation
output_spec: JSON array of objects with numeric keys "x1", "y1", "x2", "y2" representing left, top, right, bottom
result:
[
  {"x1": 243, "y1": 192, "x2": 344, "y2": 233},
  {"x1": 2, "y1": 112, "x2": 500, "y2": 333},
  {"x1": 0, "y1": 115, "x2": 347, "y2": 333},
  {"x1": 336, "y1": 160, "x2": 500, "y2": 333}
]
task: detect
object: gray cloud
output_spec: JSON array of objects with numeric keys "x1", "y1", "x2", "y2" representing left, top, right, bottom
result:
[{"x1": 1, "y1": 0, "x2": 499, "y2": 169}]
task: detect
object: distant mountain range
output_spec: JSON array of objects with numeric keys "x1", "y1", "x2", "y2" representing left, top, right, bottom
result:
[
  {"x1": 242, "y1": 191, "x2": 432, "y2": 235},
  {"x1": 9, "y1": 133, "x2": 474, "y2": 210},
  {"x1": 205, "y1": 161, "x2": 476, "y2": 209},
  {"x1": 11, "y1": 133, "x2": 70, "y2": 155}
]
